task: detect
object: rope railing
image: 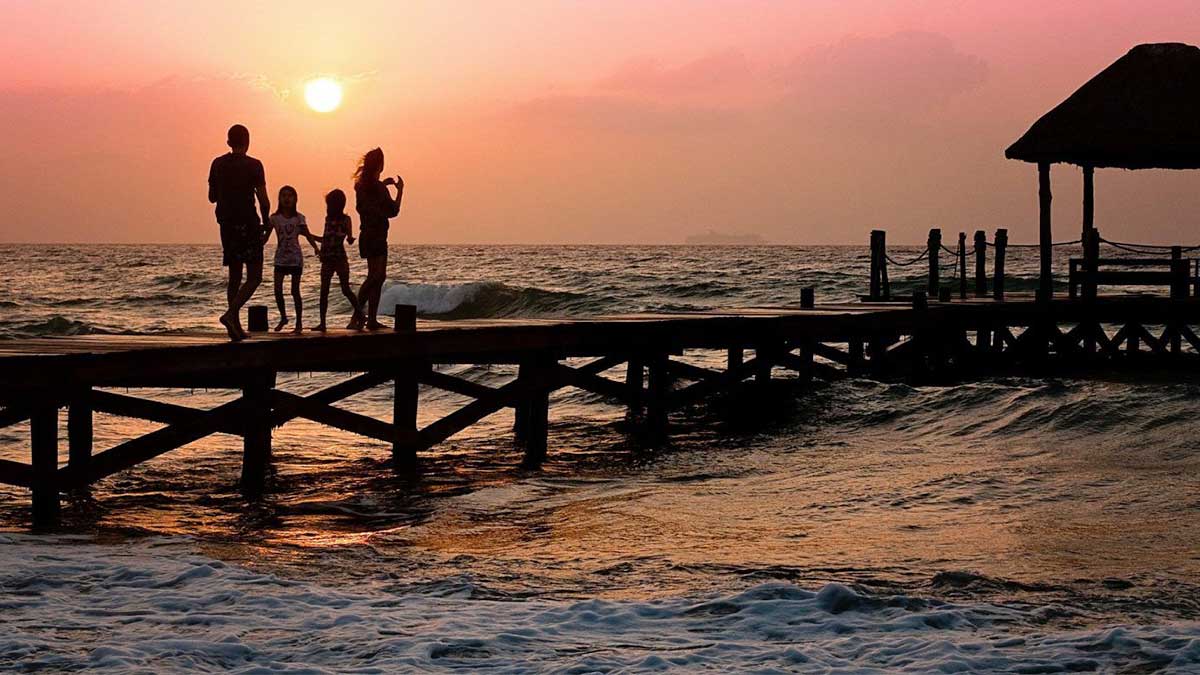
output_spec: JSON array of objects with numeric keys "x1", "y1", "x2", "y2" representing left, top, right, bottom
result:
[
  {"x1": 1098, "y1": 237, "x2": 1200, "y2": 254},
  {"x1": 1006, "y1": 239, "x2": 1082, "y2": 249},
  {"x1": 885, "y1": 248, "x2": 928, "y2": 267}
]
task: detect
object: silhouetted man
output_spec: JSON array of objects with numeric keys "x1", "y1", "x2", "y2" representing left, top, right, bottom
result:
[{"x1": 208, "y1": 124, "x2": 270, "y2": 341}]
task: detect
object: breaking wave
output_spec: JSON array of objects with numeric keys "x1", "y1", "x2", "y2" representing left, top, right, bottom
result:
[{"x1": 379, "y1": 281, "x2": 608, "y2": 319}]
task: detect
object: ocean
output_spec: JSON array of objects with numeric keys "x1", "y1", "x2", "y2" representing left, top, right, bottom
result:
[{"x1": 1, "y1": 244, "x2": 1198, "y2": 672}]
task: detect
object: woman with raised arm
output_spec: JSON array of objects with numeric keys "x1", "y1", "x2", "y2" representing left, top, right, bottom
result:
[{"x1": 350, "y1": 148, "x2": 404, "y2": 330}]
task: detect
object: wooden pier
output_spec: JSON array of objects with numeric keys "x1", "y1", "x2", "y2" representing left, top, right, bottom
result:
[{"x1": 4, "y1": 294, "x2": 1200, "y2": 527}]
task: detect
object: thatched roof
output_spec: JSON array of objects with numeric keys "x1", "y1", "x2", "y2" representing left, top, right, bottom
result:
[{"x1": 1006, "y1": 43, "x2": 1200, "y2": 169}]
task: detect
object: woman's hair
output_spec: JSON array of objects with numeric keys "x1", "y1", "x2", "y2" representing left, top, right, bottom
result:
[
  {"x1": 325, "y1": 189, "x2": 347, "y2": 219},
  {"x1": 276, "y1": 185, "x2": 298, "y2": 215},
  {"x1": 353, "y1": 148, "x2": 384, "y2": 187}
]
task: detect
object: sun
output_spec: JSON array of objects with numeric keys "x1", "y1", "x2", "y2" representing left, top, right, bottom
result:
[{"x1": 304, "y1": 78, "x2": 343, "y2": 113}]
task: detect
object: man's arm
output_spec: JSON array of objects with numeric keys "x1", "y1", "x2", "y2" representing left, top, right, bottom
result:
[
  {"x1": 255, "y1": 185, "x2": 271, "y2": 237},
  {"x1": 207, "y1": 161, "x2": 218, "y2": 204}
]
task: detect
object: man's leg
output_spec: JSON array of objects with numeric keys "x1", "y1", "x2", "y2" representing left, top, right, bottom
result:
[
  {"x1": 227, "y1": 263, "x2": 243, "y2": 308},
  {"x1": 223, "y1": 258, "x2": 262, "y2": 338}
]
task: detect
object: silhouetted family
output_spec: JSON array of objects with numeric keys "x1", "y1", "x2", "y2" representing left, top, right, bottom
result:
[{"x1": 207, "y1": 124, "x2": 404, "y2": 340}]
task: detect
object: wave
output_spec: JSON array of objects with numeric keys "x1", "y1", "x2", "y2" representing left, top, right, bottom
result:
[
  {"x1": 0, "y1": 315, "x2": 106, "y2": 339},
  {"x1": 2, "y1": 537, "x2": 1197, "y2": 672},
  {"x1": 379, "y1": 281, "x2": 607, "y2": 319}
]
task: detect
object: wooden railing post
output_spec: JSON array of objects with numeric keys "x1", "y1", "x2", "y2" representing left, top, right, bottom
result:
[
  {"x1": 927, "y1": 228, "x2": 941, "y2": 298},
  {"x1": 869, "y1": 230, "x2": 882, "y2": 301},
  {"x1": 1171, "y1": 246, "x2": 1188, "y2": 300},
  {"x1": 973, "y1": 230, "x2": 987, "y2": 297},
  {"x1": 31, "y1": 396, "x2": 59, "y2": 528},
  {"x1": 958, "y1": 232, "x2": 967, "y2": 300},
  {"x1": 993, "y1": 228, "x2": 1008, "y2": 301}
]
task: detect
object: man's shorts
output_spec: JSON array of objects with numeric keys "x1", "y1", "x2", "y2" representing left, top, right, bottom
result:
[{"x1": 220, "y1": 220, "x2": 265, "y2": 267}]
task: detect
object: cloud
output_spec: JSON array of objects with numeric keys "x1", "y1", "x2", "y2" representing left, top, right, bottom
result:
[
  {"x1": 510, "y1": 94, "x2": 743, "y2": 136},
  {"x1": 597, "y1": 49, "x2": 754, "y2": 97},
  {"x1": 776, "y1": 31, "x2": 989, "y2": 119}
]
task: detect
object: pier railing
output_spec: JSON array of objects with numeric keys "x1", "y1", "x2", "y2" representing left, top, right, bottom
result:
[{"x1": 868, "y1": 228, "x2": 1200, "y2": 302}]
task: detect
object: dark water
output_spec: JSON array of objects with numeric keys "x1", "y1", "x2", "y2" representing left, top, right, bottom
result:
[{"x1": 1, "y1": 245, "x2": 1198, "y2": 672}]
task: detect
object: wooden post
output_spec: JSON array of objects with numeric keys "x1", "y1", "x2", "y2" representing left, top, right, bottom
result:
[
  {"x1": 958, "y1": 232, "x2": 967, "y2": 300},
  {"x1": 797, "y1": 339, "x2": 814, "y2": 383},
  {"x1": 993, "y1": 228, "x2": 1008, "y2": 301},
  {"x1": 247, "y1": 305, "x2": 269, "y2": 332},
  {"x1": 1082, "y1": 165, "x2": 1094, "y2": 237},
  {"x1": 974, "y1": 231, "x2": 987, "y2": 297},
  {"x1": 848, "y1": 339, "x2": 864, "y2": 376},
  {"x1": 1171, "y1": 246, "x2": 1187, "y2": 300},
  {"x1": 912, "y1": 290, "x2": 927, "y2": 311},
  {"x1": 67, "y1": 387, "x2": 92, "y2": 476},
  {"x1": 30, "y1": 397, "x2": 59, "y2": 528},
  {"x1": 1083, "y1": 228, "x2": 1100, "y2": 302},
  {"x1": 879, "y1": 230, "x2": 891, "y2": 300},
  {"x1": 727, "y1": 346, "x2": 743, "y2": 372},
  {"x1": 1038, "y1": 162, "x2": 1053, "y2": 301},
  {"x1": 394, "y1": 304, "x2": 417, "y2": 332},
  {"x1": 393, "y1": 362, "x2": 419, "y2": 465},
  {"x1": 240, "y1": 371, "x2": 274, "y2": 494},
  {"x1": 927, "y1": 228, "x2": 941, "y2": 299},
  {"x1": 518, "y1": 356, "x2": 554, "y2": 465},
  {"x1": 626, "y1": 356, "x2": 644, "y2": 417},
  {"x1": 755, "y1": 344, "x2": 773, "y2": 385},
  {"x1": 800, "y1": 287, "x2": 815, "y2": 309},
  {"x1": 869, "y1": 230, "x2": 882, "y2": 301},
  {"x1": 646, "y1": 353, "x2": 670, "y2": 438}
]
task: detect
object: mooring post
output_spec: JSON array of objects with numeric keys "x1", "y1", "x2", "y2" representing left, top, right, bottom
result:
[
  {"x1": 974, "y1": 231, "x2": 987, "y2": 297},
  {"x1": 394, "y1": 303, "x2": 417, "y2": 332},
  {"x1": 646, "y1": 353, "x2": 670, "y2": 438},
  {"x1": 30, "y1": 396, "x2": 59, "y2": 528},
  {"x1": 801, "y1": 287, "x2": 815, "y2": 309},
  {"x1": 958, "y1": 232, "x2": 967, "y2": 300},
  {"x1": 67, "y1": 386, "x2": 92, "y2": 477},
  {"x1": 993, "y1": 228, "x2": 1008, "y2": 301},
  {"x1": 247, "y1": 305, "x2": 269, "y2": 332},
  {"x1": 927, "y1": 228, "x2": 941, "y2": 298},
  {"x1": 626, "y1": 356, "x2": 644, "y2": 417},
  {"x1": 240, "y1": 370, "x2": 275, "y2": 495}
]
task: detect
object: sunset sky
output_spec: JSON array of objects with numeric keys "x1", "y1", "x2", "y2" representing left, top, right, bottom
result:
[{"x1": 2, "y1": 0, "x2": 1199, "y2": 244}]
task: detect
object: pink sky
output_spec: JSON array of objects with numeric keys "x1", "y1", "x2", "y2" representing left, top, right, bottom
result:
[{"x1": 1, "y1": 0, "x2": 1199, "y2": 244}]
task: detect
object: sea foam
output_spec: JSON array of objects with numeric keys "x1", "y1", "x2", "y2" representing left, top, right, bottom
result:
[{"x1": 2, "y1": 537, "x2": 1197, "y2": 673}]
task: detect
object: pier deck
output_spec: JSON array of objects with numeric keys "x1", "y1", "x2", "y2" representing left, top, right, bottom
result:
[{"x1": 4, "y1": 295, "x2": 1200, "y2": 527}]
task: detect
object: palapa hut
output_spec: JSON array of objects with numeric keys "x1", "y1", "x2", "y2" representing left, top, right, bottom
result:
[{"x1": 1006, "y1": 42, "x2": 1200, "y2": 298}]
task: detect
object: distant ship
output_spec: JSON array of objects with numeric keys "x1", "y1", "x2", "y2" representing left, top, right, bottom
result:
[{"x1": 684, "y1": 230, "x2": 768, "y2": 245}]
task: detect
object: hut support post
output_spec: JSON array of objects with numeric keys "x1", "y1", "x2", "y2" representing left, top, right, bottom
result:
[
  {"x1": 30, "y1": 397, "x2": 59, "y2": 528},
  {"x1": 994, "y1": 229, "x2": 1008, "y2": 301},
  {"x1": 974, "y1": 231, "x2": 987, "y2": 297},
  {"x1": 958, "y1": 232, "x2": 967, "y2": 299},
  {"x1": 927, "y1": 228, "x2": 941, "y2": 298},
  {"x1": 1038, "y1": 162, "x2": 1053, "y2": 301}
]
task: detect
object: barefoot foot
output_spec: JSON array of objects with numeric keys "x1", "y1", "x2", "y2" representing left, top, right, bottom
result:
[
  {"x1": 220, "y1": 314, "x2": 245, "y2": 342},
  {"x1": 311, "y1": 323, "x2": 327, "y2": 332},
  {"x1": 366, "y1": 320, "x2": 386, "y2": 331},
  {"x1": 275, "y1": 317, "x2": 289, "y2": 332}
]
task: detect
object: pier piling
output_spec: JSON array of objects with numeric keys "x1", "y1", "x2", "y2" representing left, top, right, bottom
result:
[
  {"x1": 239, "y1": 371, "x2": 274, "y2": 494},
  {"x1": 30, "y1": 398, "x2": 59, "y2": 528}
]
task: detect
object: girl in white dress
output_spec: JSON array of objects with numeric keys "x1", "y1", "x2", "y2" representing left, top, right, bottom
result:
[{"x1": 264, "y1": 185, "x2": 319, "y2": 333}]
